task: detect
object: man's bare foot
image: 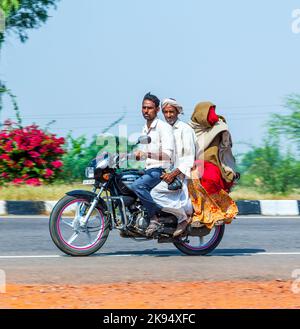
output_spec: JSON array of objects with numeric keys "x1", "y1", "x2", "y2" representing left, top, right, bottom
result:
[
  {"x1": 173, "y1": 218, "x2": 191, "y2": 237},
  {"x1": 145, "y1": 215, "x2": 162, "y2": 237}
]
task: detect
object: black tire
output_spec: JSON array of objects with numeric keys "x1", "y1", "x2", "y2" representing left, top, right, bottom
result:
[
  {"x1": 49, "y1": 195, "x2": 110, "y2": 256},
  {"x1": 173, "y1": 224, "x2": 225, "y2": 256}
]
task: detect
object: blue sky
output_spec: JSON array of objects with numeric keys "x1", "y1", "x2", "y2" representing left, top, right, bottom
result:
[{"x1": 1, "y1": 0, "x2": 300, "y2": 156}]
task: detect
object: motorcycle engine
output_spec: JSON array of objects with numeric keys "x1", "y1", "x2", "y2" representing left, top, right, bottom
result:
[
  {"x1": 135, "y1": 212, "x2": 148, "y2": 230},
  {"x1": 127, "y1": 203, "x2": 148, "y2": 230}
]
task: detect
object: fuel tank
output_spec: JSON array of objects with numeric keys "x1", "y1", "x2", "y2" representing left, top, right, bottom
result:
[{"x1": 115, "y1": 170, "x2": 144, "y2": 195}]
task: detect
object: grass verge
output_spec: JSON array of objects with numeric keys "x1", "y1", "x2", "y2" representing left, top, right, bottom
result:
[
  {"x1": 0, "y1": 184, "x2": 299, "y2": 201},
  {"x1": 0, "y1": 183, "x2": 91, "y2": 201}
]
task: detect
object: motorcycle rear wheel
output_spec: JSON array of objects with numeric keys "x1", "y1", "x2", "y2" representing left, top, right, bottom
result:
[
  {"x1": 49, "y1": 195, "x2": 110, "y2": 256},
  {"x1": 173, "y1": 224, "x2": 225, "y2": 256}
]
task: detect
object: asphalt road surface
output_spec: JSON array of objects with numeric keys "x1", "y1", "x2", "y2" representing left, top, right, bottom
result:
[{"x1": 0, "y1": 216, "x2": 300, "y2": 284}]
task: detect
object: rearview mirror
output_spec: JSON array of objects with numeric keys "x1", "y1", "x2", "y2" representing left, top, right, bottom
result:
[{"x1": 138, "y1": 135, "x2": 151, "y2": 145}]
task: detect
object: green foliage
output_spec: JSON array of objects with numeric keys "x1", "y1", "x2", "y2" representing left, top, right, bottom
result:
[
  {"x1": 238, "y1": 135, "x2": 300, "y2": 194},
  {"x1": 238, "y1": 93, "x2": 300, "y2": 194},
  {"x1": 59, "y1": 111, "x2": 137, "y2": 182},
  {"x1": 59, "y1": 135, "x2": 88, "y2": 183},
  {"x1": 0, "y1": 84, "x2": 21, "y2": 124},
  {"x1": 0, "y1": 0, "x2": 59, "y2": 45},
  {"x1": 60, "y1": 134, "x2": 140, "y2": 183},
  {"x1": 0, "y1": 1, "x2": 60, "y2": 125},
  {"x1": 269, "y1": 94, "x2": 300, "y2": 152},
  {"x1": 0, "y1": 0, "x2": 20, "y2": 16}
]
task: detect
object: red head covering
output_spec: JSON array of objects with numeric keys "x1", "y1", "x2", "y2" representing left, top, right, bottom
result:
[{"x1": 207, "y1": 106, "x2": 219, "y2": 126}]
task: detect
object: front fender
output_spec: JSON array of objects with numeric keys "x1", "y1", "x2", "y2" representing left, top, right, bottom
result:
[{"x1": 66, "y1": 190, "x2": 107, "y2": 210}]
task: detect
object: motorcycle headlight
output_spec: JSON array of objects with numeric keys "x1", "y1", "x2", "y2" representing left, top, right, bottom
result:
[{"x1": 85, "y1": 167, "x2": 95, "y2": 179}]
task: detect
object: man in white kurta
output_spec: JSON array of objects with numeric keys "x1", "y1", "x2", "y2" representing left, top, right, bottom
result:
[
  {"x1": 150, "y1": 98, "x2": 196, "y2": 237},
  {"x1": 131, "y1": 93, "x2": 175, "y2": 237}
]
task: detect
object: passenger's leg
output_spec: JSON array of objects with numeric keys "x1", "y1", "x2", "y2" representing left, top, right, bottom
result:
[{"x1": 130, "y1": 168, "x2": 163, "y2": 219}]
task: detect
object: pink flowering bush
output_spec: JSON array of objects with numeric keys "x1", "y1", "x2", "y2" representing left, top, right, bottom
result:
[{"x1": 0, "y1": 120, "x2": 65, "y2": 186}]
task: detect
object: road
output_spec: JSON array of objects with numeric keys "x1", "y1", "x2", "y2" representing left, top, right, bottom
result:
[{"x1": 0, "y1": 216, "x2": 300, "y2": 284}]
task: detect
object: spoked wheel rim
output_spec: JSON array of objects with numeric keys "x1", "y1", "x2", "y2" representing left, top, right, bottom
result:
[
  {"x1": 181, "y1": 225, "x2": 222, "y2": 251},
  {"x1": 56, "y1": 198, "x2": 105, "y2": 251}
]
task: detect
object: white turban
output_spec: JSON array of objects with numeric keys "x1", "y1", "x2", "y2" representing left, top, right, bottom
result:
[{"x1": 162, "y1": 98, "x2": 183, "y2": 114}]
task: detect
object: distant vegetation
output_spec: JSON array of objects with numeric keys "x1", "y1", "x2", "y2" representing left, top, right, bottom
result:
[
  {"x1": 1, "y1": 95, "x2": 299, "y2": 195},
  {"x1": 0, "y1": 1, "x2": 299, "y2": 196},
  {"x1": 237, "y1": 94, "x2": 300, "y2": 194}
]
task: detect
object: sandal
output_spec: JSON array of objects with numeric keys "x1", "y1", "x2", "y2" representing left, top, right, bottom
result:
[
  {"x1": 173, "y1": 220, "x2": 189, "y2": 238},
  {"x1": 145, "y1": 220, "x2": 162, "y2": 237}
]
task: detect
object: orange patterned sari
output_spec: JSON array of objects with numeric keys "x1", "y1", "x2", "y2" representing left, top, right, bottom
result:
[{"x1": 187, "y1": 168, "x2": 238, "y2": 229}]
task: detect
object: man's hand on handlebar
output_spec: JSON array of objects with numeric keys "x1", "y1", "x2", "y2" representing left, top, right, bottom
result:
[{"x1": 134, "y1": 150, "x2": 147, "y2": 161}]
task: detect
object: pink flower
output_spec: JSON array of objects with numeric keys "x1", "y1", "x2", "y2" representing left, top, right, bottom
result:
[
  {"x1": 36, "y1": 158, "x2": 47, "y2": 166},
  {"x1": 3, "y1": 141, "x2": 13, "y2": 152},
  {"x1": 12, "y1": 178, "x2": 23, "y2": 185},
  {"x1": 14, "y1": 135, "x2": 30, "y2": 151},
  {"x1": 24, "y1": 160, "x2": 35, "y2": 168},
  {"x1": 25, "y1": 178, "x2": 42, "y2": 186},
  {"x1": 44, "y1": 168, "x2": 54, "y2": 178},
  {"x1": 51, "y1": 160, "x2": 63, "y2": 169},
  {"x1": 38, "y1": 147, "x2": 47, "y2": 154},
  {"x1": 30, "y1": 136, "x2": 42, "y2": 148},
  {"x1": 0, "y1": 154, "x2": 11, "y2": 161},
  {"x1": 28, "y1": 151, "x2": 40, "y2": 158},
  {"x1": 53, "y1": 146, "x2": 65, "y2": 154},
  {"x1": 0, "y1": 133, "x2": 9, "y2": 139},
  {"x1": 0, "y1": 121, "x2": 64, "y2": 185}
]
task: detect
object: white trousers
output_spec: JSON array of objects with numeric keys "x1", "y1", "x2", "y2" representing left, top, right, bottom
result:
[{"x1": 150, "y1": 179, "x2": 193, "y2": 223}]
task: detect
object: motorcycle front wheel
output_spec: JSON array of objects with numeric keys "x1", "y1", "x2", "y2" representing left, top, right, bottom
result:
[
  {"x1": 49, "y1": 195, "x2": 110, "y2": 256},
  {"x1": 173, "y1": 224, "x2": 225, "y2": 256}
]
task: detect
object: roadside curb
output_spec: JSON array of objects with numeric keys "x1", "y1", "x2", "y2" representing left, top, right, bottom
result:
[{"x1": 0, "y1": 200, "x2": 300, "y2": 216}]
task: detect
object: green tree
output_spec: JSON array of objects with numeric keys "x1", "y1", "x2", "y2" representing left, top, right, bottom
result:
[
  {"x1": 60, "y1": 134, "x2": 141, "y2": 183},
  {"x1": 0, "y1": 0, "x2": 60, "y2": 123},
  {"x1": 0, "y1": 0, "x2": 19, "y2": 17},
  {"x1": 0, "y1": 0, "x2": 59, "y2": 45},
  {"x1": 269, "y1": 94, "x2": 300, "y2": 152},
  {"x1": 58, "y1": 113, "x2": 139, "y2": 183},
  {"x1": 238, "y1": 135, "x2": 300, "y2": 194}
]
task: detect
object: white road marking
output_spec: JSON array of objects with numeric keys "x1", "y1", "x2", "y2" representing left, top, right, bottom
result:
[
  {"x1": 0, "y1": 255, "x2": 61, "y2": 259},
  {"x1": 0, "y1": 252, "x2": 300, "y2": 259},
  {"x1": 257, "y1": 252, "x2": 300, "y2": 255},
  {"x1": 211, "y1": 252, "x2": 300, "y2": 256},
  {"x1": 237, "y1": 216, "x2": 300, "y2": 219}
]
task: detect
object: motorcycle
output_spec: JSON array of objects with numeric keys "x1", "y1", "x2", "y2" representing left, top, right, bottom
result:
[{"x1": 49, "y1": 136, "x2": 225, "y2": 256}]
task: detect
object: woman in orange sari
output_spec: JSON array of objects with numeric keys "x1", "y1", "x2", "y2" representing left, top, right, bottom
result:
[{"x1": 188, "y1": 102, "x2": 239, "y2": 229}]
